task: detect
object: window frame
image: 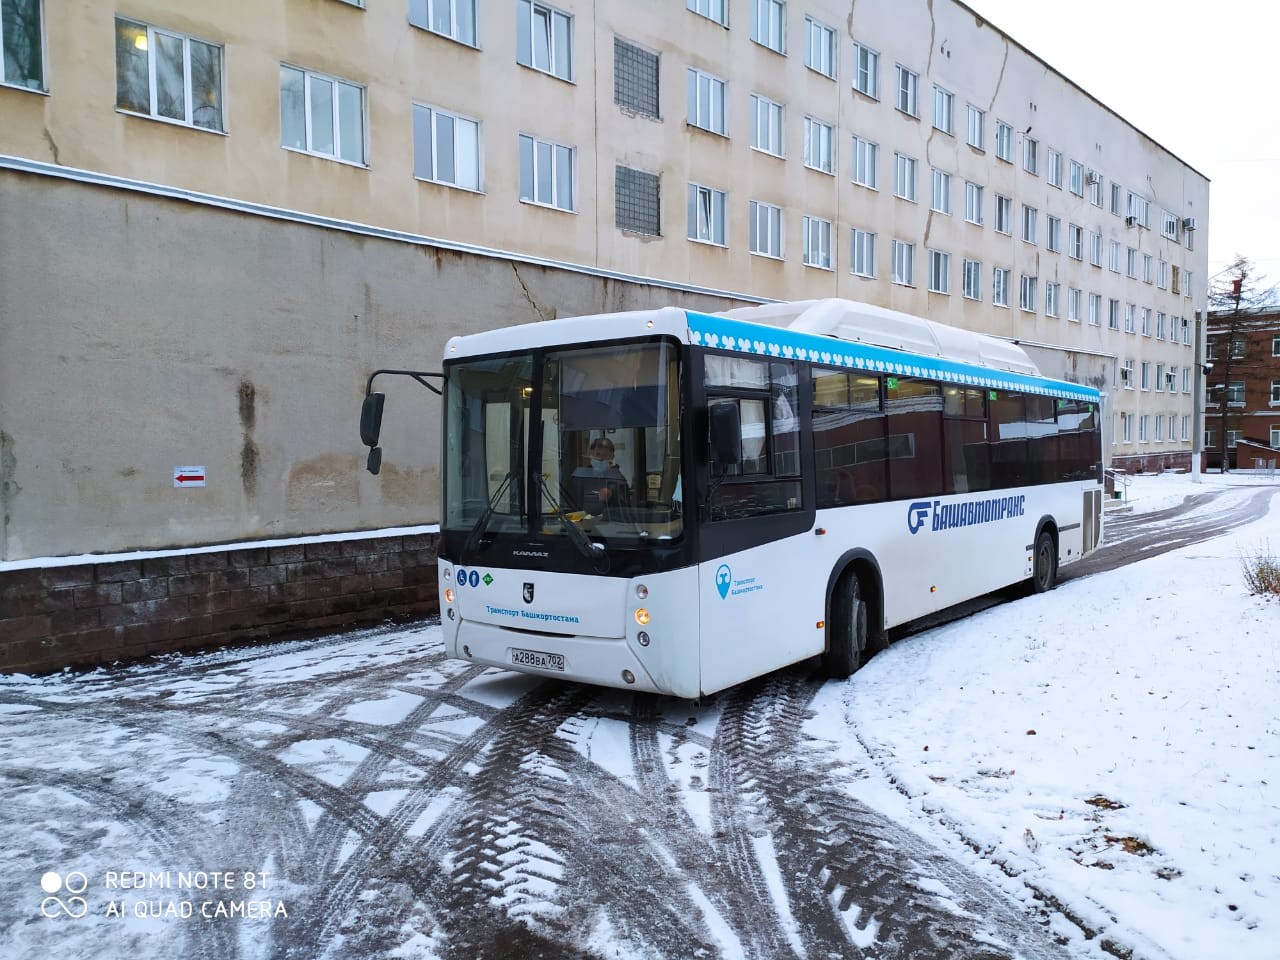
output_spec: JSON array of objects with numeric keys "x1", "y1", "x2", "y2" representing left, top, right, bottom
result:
[
  {"x1": 751, "y1": 0, "x2": 787, "y2": 54},
  {"x1": 992, "y1": 267, "x2": 1010, "y2": 307},
  {"x1": 851, "y1": 227, "x2": 876, "y2": 278},
  {"x1": 851, "y1": 41, "x2": 879, "y2": 99},
  {"x1": 804, "y1": 16, "x2": 836, "y2": 78},
  {"x1": 933, "y1": 85, "x2": 953, "y2": 134},
  {"x1": 748, "y1": 199, "x2": 784, "y2": 259},
  {"x1": 686, "y1": 0, "x2": 728, "y2": 27},
  {"x1": 893, "y1": 152, "x2": 917, "y2": 202},
  {"x1": 966, "y1": 103, "x2": 984, "y2": 150},
  {"x1": 686, "y1": 67, "x2": 727, "y2": 135},
  {"x1": 518, "y1": 132, "x2": 575, "y2": 212},
  {"x1": 516, "y1": 0, "x2": 574, "y2": 82},
  {"x1": 687, "y1": 181, "x2": 727, "y2": 246},
  {"x1": 930, "y1": 168, "x2": 952, "y2": 215},
  {"x1": 894, "y1": 63, "x2": 918, "y2": 117},
  {"x1": 802, "y1": 215, "x2": 834, "y2": 270},
  {"x1": 802, "y1": 115, "x2": 834, "y2": 174},
  {"x1": 891, "y1": 239, "x2": 915, "y2": 287},
  {"x1": 412, "y1": 100, "x2": 481, "y2": 190},
  {"x1": 117, "y1": 17, "x2": 227, "y2": 134},
  {"x1": 962, "y1": 258, "x2": 981, "y2": 300},
  {"x1": 964, "y1": 181, "x2": 983, "y2": 225},
  {"x1": 995, "y1": 120, "x2": 1013, "y2": 162},
  {"x1": 3, "y1": 0, "x2": 45, "y2": 92},
  {"x1": 408, "y1": 0, "x2": 478, "y2": 48},
  {"x1": 928, "y1": 249, "x2": 950, "y2": 294},
  {"x1": 749, "y1": 92, "x2": 785, "y2": 157}
]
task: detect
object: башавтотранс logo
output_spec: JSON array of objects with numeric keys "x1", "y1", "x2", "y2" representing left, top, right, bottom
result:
[{"x1": 41, "y1": 871, "x2": 89, "y2": 919}]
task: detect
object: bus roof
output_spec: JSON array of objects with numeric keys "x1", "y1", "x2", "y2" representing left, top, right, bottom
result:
[
  {"x1": 693, "y1": 299, "x2": 1099, "y2": 404},
  {"x1": 443, "y1": 299, "x2": 1100, "y2": 404}
]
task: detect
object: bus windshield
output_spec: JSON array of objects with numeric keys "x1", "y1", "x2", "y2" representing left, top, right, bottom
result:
[{"x1": 444, "y1": 339, "x2": 683, "y2": 551}]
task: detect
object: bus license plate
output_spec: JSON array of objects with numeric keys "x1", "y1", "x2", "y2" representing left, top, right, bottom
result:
[{"x1": 511, "y1": 647, "x2": 565, "y2": 672}]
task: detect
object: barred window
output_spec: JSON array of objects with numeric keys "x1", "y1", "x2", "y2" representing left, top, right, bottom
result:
[
  {"x1": 614, "y1": 38, "x2": 659, "y2": 118},
  {"x1": 616, "y1": 165, "x2": 660, "y2": 236}
]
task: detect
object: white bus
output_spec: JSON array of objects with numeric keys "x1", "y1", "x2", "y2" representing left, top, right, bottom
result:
[{"x1": 362, "y1": 299, "x2": 1104, "y2": 698}]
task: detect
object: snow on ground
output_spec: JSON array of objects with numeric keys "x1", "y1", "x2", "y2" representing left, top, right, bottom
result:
[
  {"x1": 1109, "y1": 468, "x2": 1278, "y2": 517},
  {"x1": 811, "y1": 473, "x2": 1280, "y2": 960}
]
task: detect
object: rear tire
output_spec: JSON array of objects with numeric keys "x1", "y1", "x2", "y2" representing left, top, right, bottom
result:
[
  {"x1": 823, "y1": 573, "x2": 868, "y2": 680},
  {"x1": 1032, "y1": 529, "x2": 1058, "y2": 593}
]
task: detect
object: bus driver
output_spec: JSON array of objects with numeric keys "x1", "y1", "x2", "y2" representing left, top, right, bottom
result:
[{"x1": 571, "y1": 436, "x2": 629, "y2": 514}]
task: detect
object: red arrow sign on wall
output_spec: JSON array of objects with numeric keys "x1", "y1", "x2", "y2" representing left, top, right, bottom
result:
[{"x1": 173, "y1": 466, "x2": 207, "y2": 488}]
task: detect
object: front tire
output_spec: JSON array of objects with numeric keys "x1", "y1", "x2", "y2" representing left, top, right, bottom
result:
[
  {"x1": 823, "y1": 573, "x2": 868, "y2": 680},
  {"x1": 1032, "y1": 529, "x2": 1058, "y2": 593}
]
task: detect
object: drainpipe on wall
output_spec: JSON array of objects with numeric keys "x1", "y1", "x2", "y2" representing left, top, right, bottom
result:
[{"x1": 1191, "y1": 309, "x2": 1203, "y2": 482}]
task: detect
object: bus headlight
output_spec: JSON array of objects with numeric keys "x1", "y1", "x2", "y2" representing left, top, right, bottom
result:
[{"x1": 634, "y1": 608, "x2": 650, "y2": 626}]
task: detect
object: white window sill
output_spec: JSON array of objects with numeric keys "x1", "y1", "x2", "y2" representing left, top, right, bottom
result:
[
  {"x1": 284, "y1": 145, "x2": 368, "y2": 169},
  {"x1": 119, "y1": 108, "x2": 228, "y2": 137},
  {"x1": 413, "y1": 174, "x2": 483, "y2": 194},
  {"x1": 687, "y1": 122, "x2": 729, "y2": 139},
  {"x1": 519, "y1": 198, "x2": 576, "y2": 214},
  {"x1": 688, "y1": 236, "x2": 728, "y2": 249},
  {"x1": 750, "y1": 251, "x2": 785, "y2": 262},
  {"x1": 804, "y1": 164, "x2": 836, "y2": 177},
  {"x1": 805, "y1": 262, "x2": 835, "y2": 272},
  {"x1": 751, "y1": 146, "x2": 786, "y2": 160},
  {"x1": 1, "y1": 79, "x2": 48, "y2": 95}
]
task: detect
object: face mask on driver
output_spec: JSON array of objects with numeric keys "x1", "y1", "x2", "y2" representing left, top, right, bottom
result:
[{"x1": 590, "y1": 458, "x2": 610, "y2": 474}]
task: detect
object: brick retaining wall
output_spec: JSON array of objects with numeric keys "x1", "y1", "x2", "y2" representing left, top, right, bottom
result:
[{"x1": 0, "y1": 533, "x2": 440, "y2": 674}]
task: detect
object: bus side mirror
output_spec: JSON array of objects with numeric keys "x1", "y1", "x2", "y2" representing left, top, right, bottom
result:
[
  {"x1": 361, "y1": 393, "x2": 385, "y2": 475},
  {"x1": 709, "y1": 402, "x2": 742, "y2": 467},
  {"x1": 360, "y1": 392, "x2": 385, "y2": 447}
]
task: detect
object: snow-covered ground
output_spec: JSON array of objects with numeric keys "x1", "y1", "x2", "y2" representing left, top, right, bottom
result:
[
  {"x1": 811, "y1": 471, "x2": 1280, "y2": 960},
  {"x1": 1, "y1": 472, "x2": 1277, "y2": 960}
]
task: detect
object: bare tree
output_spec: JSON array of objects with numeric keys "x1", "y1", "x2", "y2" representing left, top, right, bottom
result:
[{"x1": 1206, "y1": 257, "x2": 1277, "y2": 471}]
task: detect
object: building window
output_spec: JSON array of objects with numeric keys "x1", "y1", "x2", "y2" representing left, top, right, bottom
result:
[
  {"x1": 2, "y1": 0, "x2": 44, "y2": 90},
  {"x1": 928, "y1": 250, "x2": 950, "y2": 293},
  {"x1": 930, "y1": 169, "x2": 951, "y2": 214},
  {"x1": 687, "y1": 0, "x2": 727, "y2": 26},
  {"x1": 614, "y1": 38, "x2": 659, "y2": 118},
  {"x1": 1088, "y1": 171, "x2": 1103, "y2": 206},
  {"x1": 1230, "y1": 338, "x2": 1246, "y2": 359},
  {"x1": 1108, "y1": 298, "x2": 1120, "y2": 330},
  {"x1": 1127, "y1": 191, "x2": 1150, "y2": 228},
  {"x1": 891, "y1": 239, "x2": 914, "y2": 286},
  {"x1": 1273, "y1": 336, "x2": 1280, "y2": 357},
  {"x1": 750, "y1": 94, "x2": 784, "y2": 156},
  {"x1": 1141, "y1": 307, "x2": 1151, "y2": 336},
  {"x1": 1157, "y1": 259, "x2": 1168, "y2": 288},
  {"x1": 1121, "y1": 359, "x2": 1134, "y2": 388},
  {"x1": 687, "y1": 68, "x2": 726, "y2": 135},
  {"x1": 1144, "y1": 253, "x2": 1153, "y2": 283},
  {"x1": 851, "y1": 228, "x2": 875, "y2": 277},
  {"x1": 802, "y1": 215, "x2": 832, "y2": 269},
  {"x1": 282, "y1": 66, "x2": 367, "y2": 164},
  {"x1": 1172, "y1": 265, "x2": 1181, "y2": 295},
  {"x1": 1156, "y1": 312, "x2": 1166, "y2": 340},
  {"x1": 994, "y1": 194, "x2": 1011, "y2": 234},
  {"x1": 752, "y1": 0, "x2": 786, "y2": 53},
  {"x1": 1023, "y1": 136, "x2": 1038, "y2": 175},
  {"x1": 1124, "y1": 303, "x2": 1136, "y2": 334},
  {"x1": 1110, "y1": 182, "x2": 1123, "y2": 216},
  {"x1": 1155, "y1": 415, "x2": 1164, "y2": 441},
  {"x1": 966, "y1": 104, "x2": 984, "y2": 150},
  {"x1": 804, "y1": 17, "x2": 835, "y2": 77},
  {"x1": 895, "y1": 64, "x2": 918, "y2": 116},
  {"x1": 1019, "y1": 275, "x2": 1037, "y2": 312},
  {"x1": 412, "y1": 102, "x2": 478, "y2": 188},
  {"x1": 1127, "y1": 247, "x2": 1139, "y2": 279},
  {"x1": 616, "y1": 165, "x2": 660, "y2": 235},
  {"x1": 518, "y1": 134, "x2": 574, "y2": 211},
  {"x1": 1067, "y1": 287, "x2": 1082, "y2": 322},
  {"x1": 852, "y1": 135, "x2": 878, "y2": 188},
  {"x1": 894, "y1": 153, "x2": 917, "y2": 201},
  {"x1": 1139, "y1": 415, "x2": 1149, "y2": 443},
  {"x1": 1227, "y1": 429, "x2": 1243, "y2": 448},
  {"x1": 1123, "y1": 412, "x2": 1133, "y2": 443},
  {"x1": 1141, "y1": 361, "x2": 1151, "y2": 390},
  {"x1": 1022, "y1": 204, "x2": 1037, "y2": 244},
  {"x1": 1088, "y1": 293, "x2": 1101, "y2": 326},
  {"x1": 803, "y1": 116, "x2": 834, "y2": 173},
  {"x1": 852, "y1": 42, "x2": 879, "y2": 98},
  {"x1": 408, "y1": 0, "x2": 477, "y2": 46},
  {"x1": 1047, "y1": 148, "x2": 1062, "y2": 187},
  {"x1": 1109, "y1": 240, "x2": 1121, "y2": 272},
  {"x1": 964, "y1": 181, "x2": 983, "y2": 224},
  {"x1": 117, "y1": 18, "x2": 225, "y2": 132},
  {"x1": 962, "y1": 259, "x2": 981, "y2": 300},
  {"x1": 1272, "y1": 425, "x2": 1280, "y2": 446},
  {"x1": 992, "y1": 267, "x2": 1010, "y2": 307},
  {"x1": 1047, "y1": 215, "x2": 1061, "y2": 252},
  {"x1": 1069, "y1": 160, "x2": 1084, "y2": 196},
  {"x1": 1089, "y1": 232, "x2": 1103, "y2": 267},
  {"x1": 517, "y1": 0, "x2": 574, "y2": 81},
  {"x1": 687, "y1": 183, "x2": 726, "y2": 245},
  {"x1": 1046, "y1": 282, "x2": 1060, "y2": 318},
  {"x1": 1068, "y1": 223, "x2": 1084, "y2": 260},
  {"x1": 1155, "y1": 362, "x2": 1165, "y2": 391},
  {"x1": 749, "y1": 200, "x2": 783, "y2": 258},
  {"x1": 1182, "y1": 367, "x2": 1192, "y2": 393},
  {"x1": 1183, "y1": 416, "x2": 1190, "y2": 442},
  {"x1": 995, "y1": 120, "x2": 1013, "y2": 162},
  {"x1": 933, "y1": 85, "x2": 953, "y2": 134},
  {"x1": 1168, "y1": 366, "x2": 1179, "y2": 393}
]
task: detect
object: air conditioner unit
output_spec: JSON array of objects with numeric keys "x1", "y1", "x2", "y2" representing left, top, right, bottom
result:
[
  {"x1": 1182, "y1": 217, "x2": 1197, "y2": 231},
  {"x1": 1086, "y1": 170, "x2": 1099, "y2": 185},
  {"x1": 1125, "y1": 215, "x2": 1137, "y2": 227}
]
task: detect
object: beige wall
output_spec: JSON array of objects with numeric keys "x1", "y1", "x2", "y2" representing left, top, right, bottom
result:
[{"x1": 0, "y1": 0, "x2": 1211, "y2": 557}]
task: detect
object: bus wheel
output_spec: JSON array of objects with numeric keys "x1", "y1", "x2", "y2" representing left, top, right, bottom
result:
[
  {"x1": 1032, "y1": 530, "x2": 1058, "y2": 593},
  {"x1": 823, "y1": 573, "x2": 868, "y2": 680}
]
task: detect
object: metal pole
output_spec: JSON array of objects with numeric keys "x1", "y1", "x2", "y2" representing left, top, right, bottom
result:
[{"x1": 1192, "y1": 309, "x2": 1203, "y2": 482}]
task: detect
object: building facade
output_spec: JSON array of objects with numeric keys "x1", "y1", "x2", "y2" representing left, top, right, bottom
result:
[
  {"x1": 0, "y1": 0, "x2": 1210, "y2": 559},
  {"x1": 1204, "y1": 309, "x2": 1280, "y2": 471}
]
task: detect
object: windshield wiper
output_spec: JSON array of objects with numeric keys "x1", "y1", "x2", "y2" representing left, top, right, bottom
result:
[
  {"x1": 463, "y1": 471, "x2": 515, "y2": 556},
  {"x1": 538, "y1": 475, "x2": 609, "y2": 572}
]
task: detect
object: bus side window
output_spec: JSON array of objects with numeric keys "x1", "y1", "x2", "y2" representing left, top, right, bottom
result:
[
  {"x1": 885, "y1": 377, "x2": 944, "y2": 501},
  {"x1": 812, "y1": 368, "x2": 886, "y2": 507},
  {"x1": 989, "y1": 390, "x2": 1030, "y2": 490}
]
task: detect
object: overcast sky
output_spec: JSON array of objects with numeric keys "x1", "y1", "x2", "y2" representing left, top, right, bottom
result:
[{"x1": 965, "y1": 0, "x2": 1280, "y2": 292}]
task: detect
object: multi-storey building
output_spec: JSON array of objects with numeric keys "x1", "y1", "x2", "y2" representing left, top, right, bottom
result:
[
  {"x1": 1204, "y1": 308, "x2": 1280, "y2": 470},
  {"x1": 0, "y1": 0, "x2": 1210, "y2": 559}
]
